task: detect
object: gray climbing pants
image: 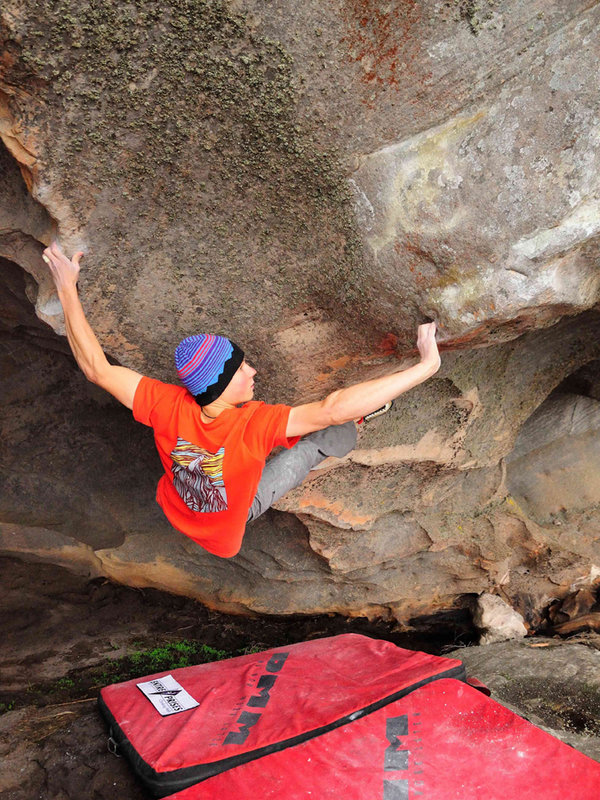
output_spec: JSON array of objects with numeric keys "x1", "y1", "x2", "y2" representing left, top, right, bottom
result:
[{"x1": 246, "y1": 421, "x2": 357, "y2": 523}]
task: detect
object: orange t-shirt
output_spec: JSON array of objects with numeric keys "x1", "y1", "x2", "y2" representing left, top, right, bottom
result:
[{"x1": 133, "y1": 377, "x2": 299, "y2": 557}]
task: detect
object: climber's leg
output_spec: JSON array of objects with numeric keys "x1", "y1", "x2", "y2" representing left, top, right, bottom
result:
[{"x1": 246, "y1": 421, "x2": 357, "y2": 522}]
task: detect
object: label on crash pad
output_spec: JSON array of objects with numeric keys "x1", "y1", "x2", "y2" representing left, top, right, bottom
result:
[{"x1": 137, "y1": 674, "x2": 199, "y2": 716}]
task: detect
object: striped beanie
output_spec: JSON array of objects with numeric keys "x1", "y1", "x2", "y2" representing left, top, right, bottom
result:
[{"x1": 175, "y1": 334, "x2": 244, "y2": 404}]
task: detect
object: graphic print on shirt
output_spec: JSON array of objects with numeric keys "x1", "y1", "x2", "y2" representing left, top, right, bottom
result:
[{"x1": 170, "y1": 437, "x2": 228, "y2": 513}]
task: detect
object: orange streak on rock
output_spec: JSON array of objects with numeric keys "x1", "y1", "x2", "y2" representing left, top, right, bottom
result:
[
  {"x1": 297, "y1": 488, "x2": 373, "y2": 527},
  {"x1": 340, "y1": 0, "x2": 432, "y2": 107}
]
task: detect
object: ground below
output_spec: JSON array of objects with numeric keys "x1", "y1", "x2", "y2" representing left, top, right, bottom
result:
[
  {"x1": 1, "y1": 556, "x2": 598, "y2": 799},
  {"x1": 0, "y1": 556, "x2": 473, "y2": 799}
]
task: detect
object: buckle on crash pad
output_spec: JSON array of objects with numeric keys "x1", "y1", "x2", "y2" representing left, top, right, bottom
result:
[{"x1": 107, "y1": 736, "x2": 121, "y2": 757}]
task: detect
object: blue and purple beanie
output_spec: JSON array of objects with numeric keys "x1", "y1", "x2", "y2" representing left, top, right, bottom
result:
[{"x1": 175, "y1": 334, "x2": 244, "y2": 404}]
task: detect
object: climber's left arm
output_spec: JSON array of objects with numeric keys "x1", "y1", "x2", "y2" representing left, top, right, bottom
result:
[{"x1": 43, "y1": 242, "x2": 143, "y2": 410}]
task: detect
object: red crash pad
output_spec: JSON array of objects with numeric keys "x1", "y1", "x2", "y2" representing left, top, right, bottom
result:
[
  {"x1": 166, "y1": 678, "x2": 600, "y2": 800},
  {"x1": 98, "y1": 633, "x2": 464, "y2": 797}
]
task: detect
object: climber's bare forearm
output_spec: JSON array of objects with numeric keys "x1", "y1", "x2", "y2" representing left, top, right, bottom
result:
[
  {"x1": 58, "y1": 284, "x2": 109, "y2": 382},
  {"x1": 327, "y1": 359, "x2": 439, "y2": 423},
  {"x1": 57, "y1": 286, "x2": 142, "y2": 408},
  {"x1": 287, "y1": 358, "x2": 438, "y2": 437},
  {"x1": 44, "y1": 244, "x2": 143, "y2": 409},
  {"x1": 286, "y1": 321, "x2": 441, "y2": 437}
]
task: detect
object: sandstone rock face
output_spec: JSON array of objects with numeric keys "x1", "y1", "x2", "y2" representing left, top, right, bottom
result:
[
  {"x1": 506, "y1": 391, "x2": 600, "y2": 521},
  {"x1": 1, "y1": 0, "x2": 600, "y2": 624}
]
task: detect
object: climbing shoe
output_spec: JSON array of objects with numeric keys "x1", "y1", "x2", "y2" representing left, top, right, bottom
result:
[{"x1": 359, "y1": 401, "x2": 393, "y2": 424}]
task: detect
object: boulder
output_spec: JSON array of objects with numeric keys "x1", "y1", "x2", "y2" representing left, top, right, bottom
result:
[
  {"x1": 1, "y1": 0, "x2": 600, "y2": 623},
  {"x1": 506, "y1": 392, "x2": 600, "y2": 521}
]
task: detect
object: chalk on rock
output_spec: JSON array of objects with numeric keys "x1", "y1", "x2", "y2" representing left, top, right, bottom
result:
[{"x1": 474, "y1": 592, "x2": 528, "y2": 644}]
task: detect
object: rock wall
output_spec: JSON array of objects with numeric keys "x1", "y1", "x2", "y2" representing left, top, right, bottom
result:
[{"x1": 1, "y1": 0, "x2": 599, "y2": 625}]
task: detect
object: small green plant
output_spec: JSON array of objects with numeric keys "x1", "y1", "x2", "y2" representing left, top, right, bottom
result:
[{"x1": 127, "y1": 640, "x2": 229, "y2": 673}]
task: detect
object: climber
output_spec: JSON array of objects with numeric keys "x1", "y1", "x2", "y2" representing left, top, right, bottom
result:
[{"x1": 42, "y1": 241, "x2": 441, "y2": 558}]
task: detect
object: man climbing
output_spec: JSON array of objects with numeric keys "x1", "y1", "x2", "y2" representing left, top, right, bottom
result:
[{"x1": 42, "y1": 242, "x2": 441, "y2": 558}]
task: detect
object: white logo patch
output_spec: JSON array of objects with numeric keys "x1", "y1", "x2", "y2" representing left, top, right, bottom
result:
[{"x1": 137, "y1": 674, "x2": 199, "y2": 716}]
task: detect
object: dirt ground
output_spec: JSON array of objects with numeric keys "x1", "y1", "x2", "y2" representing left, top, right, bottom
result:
[
  {"x1": 0, "y1": 555, "x2": 476, "y2": 800},
  {"x1": 3, "y1": 555, "x2": 599, "y2": 799}
]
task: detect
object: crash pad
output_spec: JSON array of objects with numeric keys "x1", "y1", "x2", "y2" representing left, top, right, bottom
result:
[{"x1": 99, "y1": 633, "x2": 465, "y2": 797}]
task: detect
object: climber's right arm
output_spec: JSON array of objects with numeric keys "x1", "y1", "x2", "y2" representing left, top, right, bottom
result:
[
  {"x1": 286, "y1": 323, "x2": 441, "y2": 437},
  {"x1": 43, "y1": 242, "x2": 143, "y2": 410}
]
